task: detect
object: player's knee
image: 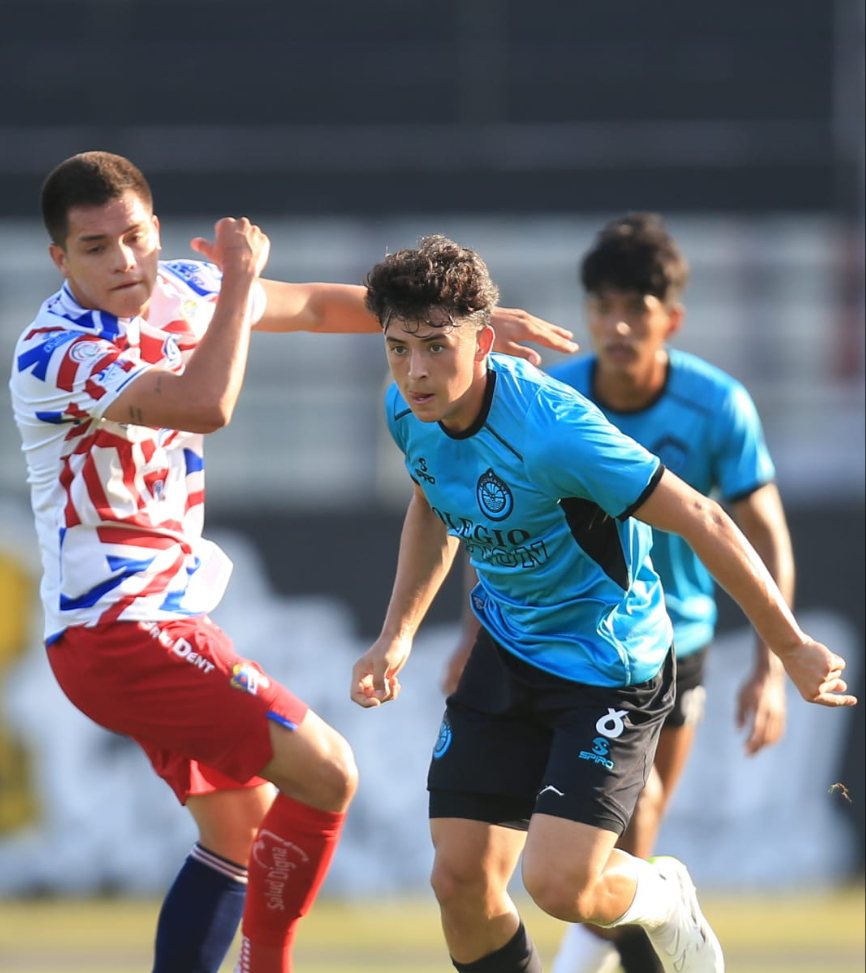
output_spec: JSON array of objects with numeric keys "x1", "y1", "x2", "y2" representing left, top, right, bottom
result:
[
  {"x1": 523, "y1": 867, "x2": 592, "y2": 922},
  {"x1": 318, "y1": 734, "x2": 359, "y2": 807},
  {"x1": 430, "y1": 855, "x2": 487, "y2": 910}
]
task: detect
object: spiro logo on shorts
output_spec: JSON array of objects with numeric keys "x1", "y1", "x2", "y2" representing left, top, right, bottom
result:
[
  {"x1": 432, "y1": 716, "x2": 453, "y2": 759},
  {"x1": 578, "y1": 736, "x2": 615, "y2": 771},
  {"x1": 230, "y1": 662, "x2": 270, "y2": 696},
  {"x1": 595, "y1": 707, "x2": 628, "y2": 739},
  {"x1": 577, "y1": 707, "x2": 628, "y2": 772}
]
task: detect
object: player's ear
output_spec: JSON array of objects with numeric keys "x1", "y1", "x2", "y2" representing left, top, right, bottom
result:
[
  {"x1": 48, "y1": 243, "x2": 69, "y2": 278},
  {"x1": 666, "y1": 303, "x2": 685, "y2": 338},
  {"x1": 476, "y1": 324, "x2": 495, "y2": 359}
]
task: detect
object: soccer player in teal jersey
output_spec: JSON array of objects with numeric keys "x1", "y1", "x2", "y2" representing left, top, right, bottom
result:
[
  {"x1": 350, "y1": 235, "x2": 855, "y2": 973},
  {"x1": 544, "y1": 213, "x2": 794, "y2": 973}
]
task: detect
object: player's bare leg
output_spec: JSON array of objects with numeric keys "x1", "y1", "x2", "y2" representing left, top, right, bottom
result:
[{"x1": 429, "y1": 817, "x2": 541, "y2": 971}]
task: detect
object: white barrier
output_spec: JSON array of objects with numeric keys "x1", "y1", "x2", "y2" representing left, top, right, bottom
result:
[{"x1": 0, "y1": 527, "x2": 859, "y2": 896}]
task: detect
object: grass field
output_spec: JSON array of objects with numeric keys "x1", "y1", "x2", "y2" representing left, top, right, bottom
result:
[{"x1": 0, "y1": 884, "x2": 863, "y2": 972}]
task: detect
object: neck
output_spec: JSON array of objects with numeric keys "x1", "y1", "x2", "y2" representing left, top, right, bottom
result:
[{"x1": 594, "y1": 350, "x2": 669, "y2": 412}]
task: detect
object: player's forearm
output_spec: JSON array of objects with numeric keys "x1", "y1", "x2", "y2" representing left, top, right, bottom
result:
[
  {"x1": 734, "y1": 486, "x2": 797, "y2": 672},
  {"x1": 379, "y1": 494, "x2": 460, "y2": 642},
  {"x1": 256, "y1": 280, "x2": 378, "y2": 334}
]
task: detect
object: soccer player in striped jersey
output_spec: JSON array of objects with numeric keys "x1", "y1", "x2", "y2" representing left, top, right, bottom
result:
[
  {"x1": 9, "y1": 152, "x2": 576, "y2": 973},
  {"x1": 350, "y1": 235, "x2": 855, "y2": 973}
]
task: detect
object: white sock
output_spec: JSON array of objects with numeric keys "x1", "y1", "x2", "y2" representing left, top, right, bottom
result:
[
  {"x1": 549, "y1": 923, "x2": 619, "y2": 973},
  {"x1": 604, "y1": 857, "x2": 673, "y2": 931}
]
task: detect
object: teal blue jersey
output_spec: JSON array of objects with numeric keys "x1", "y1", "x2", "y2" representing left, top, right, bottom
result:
[
  {"x1": 385, "y1": 353, "x2": 672, "y2": 688},
  {"x1": 548, "y1": 348, "x2": 775, "y2": 656}
]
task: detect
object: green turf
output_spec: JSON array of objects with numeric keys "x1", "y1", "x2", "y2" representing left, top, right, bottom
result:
[{"x1": 0, "y1": 884, "x2": 862, "y2": 972}]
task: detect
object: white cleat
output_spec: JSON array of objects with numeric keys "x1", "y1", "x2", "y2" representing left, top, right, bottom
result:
[{"x1": 646, "y1": 856, "x2": 724, "y2": 973}]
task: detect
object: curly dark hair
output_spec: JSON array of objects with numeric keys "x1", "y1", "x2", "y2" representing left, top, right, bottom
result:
[
  {"x1": 580, "y1": 213, "x2": 689, "y2": 306},
  {"x1": 41, "y1": 151, "x2": 153, "y2": 247},
  {"x1": 364, "y1": 234, "x2": 500, "y2": 331}
]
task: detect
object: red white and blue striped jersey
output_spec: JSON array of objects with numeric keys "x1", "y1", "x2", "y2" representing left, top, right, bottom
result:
[{"x1": 9, "y1": 259, "x2": 265, "y2": 643}]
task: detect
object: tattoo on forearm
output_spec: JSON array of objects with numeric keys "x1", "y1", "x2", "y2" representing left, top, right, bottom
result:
[
  {"x1": 130, "y1": 407, "x2": 144, "y2": 424},
  {"x1": 155, "y1": 375, "x2": 163, "y2": 394}
]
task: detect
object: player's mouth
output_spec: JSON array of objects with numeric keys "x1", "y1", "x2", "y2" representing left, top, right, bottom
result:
[
  {"x1": 407, "y1": 390, "x2": 435, "y2": 405},
  {"x1": 604, "y1": 343, "x2": 637, "y2": 362}
]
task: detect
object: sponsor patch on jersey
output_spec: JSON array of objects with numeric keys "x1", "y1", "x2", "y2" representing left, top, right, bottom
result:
[{"x1": 230, "y1": 662, "x2": 270, "y2": 696}]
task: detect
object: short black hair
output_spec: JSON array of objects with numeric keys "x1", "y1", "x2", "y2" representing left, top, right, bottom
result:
[
  {"x1": 41, "y1": 151, "x2": 153, "y2": 247},
  {"x1": 581, "y1": 213, "x2": 689, "y2": 306},
  {"x1": 364, "y1": 234, "x2": 500, "y2": 331}
]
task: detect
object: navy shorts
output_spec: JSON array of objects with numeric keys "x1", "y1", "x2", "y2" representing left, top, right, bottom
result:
[{"x1": 428, "y1": 627, "x2": 675, "y2": 835}]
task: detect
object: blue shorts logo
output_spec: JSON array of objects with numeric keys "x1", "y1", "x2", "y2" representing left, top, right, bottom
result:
[
  {"x1": 476, "y1": 468, "x2": 514, "y2": 521},
  {"x1": 433, "y1": 716, "x2": 453, "y2": 759}
]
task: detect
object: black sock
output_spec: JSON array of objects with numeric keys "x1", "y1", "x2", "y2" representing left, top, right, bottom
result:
[
  {"x1": 617, "y1": 923, "x2": 665, "y2": 973},
  {"x1": 451, "y1": 921, "x2": 542, "y2": 973}
]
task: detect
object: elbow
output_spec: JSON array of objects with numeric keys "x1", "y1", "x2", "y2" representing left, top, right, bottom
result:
[{"x1": 187, "y1": 399, "x2": 236, "y2": 434}]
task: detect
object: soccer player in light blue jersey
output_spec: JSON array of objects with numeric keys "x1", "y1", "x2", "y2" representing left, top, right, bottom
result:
[
  {"x1": 545, "y1": 213, "x2": 794, "y2": 973},
  {"x1": 350, "y1": 235, "x2": 855, "y2": 973}
]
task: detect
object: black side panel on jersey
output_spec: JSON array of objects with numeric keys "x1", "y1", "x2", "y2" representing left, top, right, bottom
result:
[{"x1": 560, "y1": 498, "x2": 629, "y2": 589}]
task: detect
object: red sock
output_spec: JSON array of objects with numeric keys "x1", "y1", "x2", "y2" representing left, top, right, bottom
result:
[{"x1": 236, "y1": 793, "x2": 346, "y2": 973}]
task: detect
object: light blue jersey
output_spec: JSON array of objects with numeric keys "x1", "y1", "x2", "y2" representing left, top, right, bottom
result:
[
  {"x1": 385, "y1": 353, "x2": 672, "y2": 688},
  {"x1": 549, "y1": 348, "x2": 775, "y2": 657}
]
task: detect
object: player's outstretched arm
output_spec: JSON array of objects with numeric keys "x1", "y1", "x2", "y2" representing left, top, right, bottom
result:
[
  {"x1": 255, "y1": 281, "x2": 578, "y2": 363},
  {"x1": 635, "y1": 469, "x2": 857, "y2": 708},
  {"x1": 351, "y1": 484, "x2": 460, "y2": 708}
]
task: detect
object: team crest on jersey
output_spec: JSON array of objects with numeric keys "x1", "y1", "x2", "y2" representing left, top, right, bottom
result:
[
  {"x1": 476, "y1": 468, "x2": 513, "y2": 521},
  {"x1": 230, "y1": 662, "x2": 270, "y2": 696},
  {"x1": 68, "y1": 340, "x2": 102, "y2": 364},
  {"x1": 650, "y1": 435, "x2": 689, "y2": 474}
]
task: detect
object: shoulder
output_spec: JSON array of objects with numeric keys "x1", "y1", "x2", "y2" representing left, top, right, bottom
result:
[
  {"x1": 545, "y1": 354, "x2": 595, "y2": 394},
  {"x1": 159, "y1": 259, "x2": 223, "y2": 297},
  {"x1": 668, "y1": 348, "x2": 753, "y2": 407},
  {"x1": 669, "y1": 348, "x2": 740, "y2": 392}
]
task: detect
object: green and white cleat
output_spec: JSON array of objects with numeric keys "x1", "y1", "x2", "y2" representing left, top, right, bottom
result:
[{"x1": 647, "y1": 856, "x2": 724, "y2": 973}]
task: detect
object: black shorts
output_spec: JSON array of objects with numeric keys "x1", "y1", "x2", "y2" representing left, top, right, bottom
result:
[
  {"x1": 665, "y1": 645, "x2": 708, "y2": 728},
  {"x1": 428, "y1": 628, "x2": 676, "y2": 836}
]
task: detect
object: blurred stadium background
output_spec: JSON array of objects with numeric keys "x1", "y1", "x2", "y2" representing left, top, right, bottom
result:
[{"x1": 0, "y1": 0, "x2": 863, "y2": 968}]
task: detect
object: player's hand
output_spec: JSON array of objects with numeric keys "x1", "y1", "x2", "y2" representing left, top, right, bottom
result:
[
  {"x1": 442, "y1": 638, "x2": 473, "y2": 696},
  {"x1": 351, "y1": 637, "x2": 412, "y2": 708},
  {"x1": 489, "y1": 306, "x2": 578, "y2": 366},
  {"x1": 190, "y1": 217, "x2": 271, "y2": 280},
  {"x1": 774, "y1": 638, "x2": 858, "y2": 707},
  {"x1": 736, "y1": 658, "x2": 787, "y2": 755}
]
